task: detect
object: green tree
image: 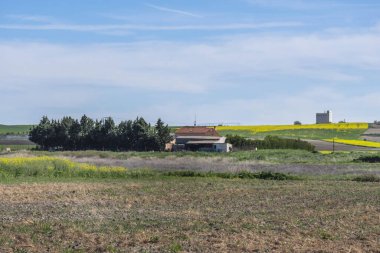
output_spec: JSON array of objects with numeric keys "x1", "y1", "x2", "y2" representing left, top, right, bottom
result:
[
  {"x1": 30, "y1": 115, "x2": 171, "y2": 152},
  {"x1": 29, "y1": 116, "x2": 51, "y2": 150},
  {"x1": 155, "y1": 118, "x2": 172, "y2": 151},
  {"x1": 68, "y1": 119, "x2": 81, "y2": 150},
  {"x1": 117, "y1": 120, "x2": 133, "y2": 151}
]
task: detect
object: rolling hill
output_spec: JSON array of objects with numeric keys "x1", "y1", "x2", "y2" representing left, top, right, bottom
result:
[{"x1": 215, "y1": 123, "x2": 369, "y2": 140}]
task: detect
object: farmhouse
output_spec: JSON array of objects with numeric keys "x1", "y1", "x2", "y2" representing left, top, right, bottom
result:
[{"x1": 172, "y1": 126, "x2": 232, "y2": 152}]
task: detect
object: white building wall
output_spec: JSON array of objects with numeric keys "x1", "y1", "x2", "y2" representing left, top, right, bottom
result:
[{"x1": 213, "y1": 143, "x2": 233, "y2": 152}]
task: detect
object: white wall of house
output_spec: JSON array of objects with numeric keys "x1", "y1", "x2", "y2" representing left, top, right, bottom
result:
[{"x1": 213, "y1": 143, "x2": 233, "y2": 152}]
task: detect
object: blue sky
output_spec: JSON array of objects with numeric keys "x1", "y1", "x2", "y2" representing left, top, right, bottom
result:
[{"x1": 1, "y1": 0, "x2": 380, "y2": 125}]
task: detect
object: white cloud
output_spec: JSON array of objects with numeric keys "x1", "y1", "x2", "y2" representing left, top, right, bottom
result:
[
  {"x1": 1, "y1": 32, "x2": 380, "y2": 89},
  {"x1": 0, "y1": 43, "x2": 206, "y2": 93},
  {"x1": 5, "y1": 14, "x2": 54, "y2": 23},
  {"x1": 144, "y1": 3, "x2": 202, "y2": 18},
  {"x1": 140, "y1": 87, "x2": 380, "y2": 125},
  {"x1": 0, "y1": 22, "x2": 301, "y2": 32},
  {"x1": 245, "y1": 0, "x2": 380, "y2": 10},
  {"x1": 1, "y1": 28, "x2": 380, "y2": 123}
]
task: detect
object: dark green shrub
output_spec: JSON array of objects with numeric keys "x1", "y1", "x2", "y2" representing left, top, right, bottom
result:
[
  {"x1": 236, "y1": 171, "x2": 256, "y2": 179},
  {"x1": 164, "y1": 171, "x2": 203, "y2": 177},
  {"x1": 354, "y1": 156, "x2": 380, "y2": 163},
  {"x1": 164, "y1": 170, "x2": 298, "y2": 181},
  {"x1": 226, "y1": 135, "x2": 315, "y2": 151},
  {"x1": 352, "y1": 175, "x2": 380, "y2": 182},
  {"x1": 254, "y1": 171, "x2": 297, "y2": 180}
]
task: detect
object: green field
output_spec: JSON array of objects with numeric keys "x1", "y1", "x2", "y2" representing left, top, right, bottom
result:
[
  {"x1": 0, "y1": 124, "x2": 33, "y2": 135},
  {"x1": 0, "y1": 145, "x2": 36, "y2": 151},
  {"x1": 23, "y1": 149, "x2": 380, "y2": 164},
  {"x1": 172, "y1": 123, "x2": 369, "y2": 141},
  {"x1": 219, "y1": 128, "x2": 367, "y2": 140},
  {"x1": 0, "y1": 123, "x2": 369, "y2": 140}
]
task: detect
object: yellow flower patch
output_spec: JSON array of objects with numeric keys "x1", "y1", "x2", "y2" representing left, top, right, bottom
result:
[
  {"x1": 323, "y1": 138, "x2": 380, "y2": 148},
  {"x1": 0, "y1": 157, "x2": 127, "y2": 177}
]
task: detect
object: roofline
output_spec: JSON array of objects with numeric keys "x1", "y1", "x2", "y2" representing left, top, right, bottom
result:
[{"x1": 175, "y1": 136, "x2": 224, "y2": 139}]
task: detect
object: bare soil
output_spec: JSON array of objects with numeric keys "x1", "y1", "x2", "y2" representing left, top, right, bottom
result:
[
  {"x1": 360, "y1": 128, "x2": 380, "y2": 142},
  {"x1": 0, "y1": 179, "x2": 379, "y2": 252}
]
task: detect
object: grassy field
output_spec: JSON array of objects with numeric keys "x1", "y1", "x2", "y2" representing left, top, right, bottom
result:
[
  {"x1": 0, "y1": 177, "x2": 379, "y2": 252},
  {"x1": 0, "y1": 122, "x2": 370, "y2": 141},
  {"x1": 0, "y1": 132, "x2": 35, "y2": 151},
  {"x1": 16, "y1": 150, "x2": 380, "y2": 177},
  {"x1": 22, "y1": 149, "x2": 380, "y2": 164},
  {"x1": 216, "y1": 123, "x2": 369, "y2": 132},
  {"x1": 0, "y1": 154, "x2": 379, "y2": 252},
  {"x1": 172, "y1": 123, "x2": 369, "y2": 140},
  {"x1": 0, "y1": 145, "x2": 36, "y2": 152},
  {"x1": 0, "y1": 124, "x2": 32, "y2": 135},
  {"x1": 242, "y1": 129, "x2": 365, "y2": 140},
  {"x1": 3, "y1": 155, "x2": 380, "y2": 180},
  {"x1": 216, "y1": 123, "x2": 368, "y2": 140}
]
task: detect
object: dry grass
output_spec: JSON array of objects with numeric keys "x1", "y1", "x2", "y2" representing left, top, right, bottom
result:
[
  {"x1": 55, "y1": 155, "x2": 380, "y2": 176},
  {"x1": 3, "y1": 150, "x2": 380, "y2": 179},
  {"x1": 0, "y1": 178, "x2": 379, "y2": 252}
]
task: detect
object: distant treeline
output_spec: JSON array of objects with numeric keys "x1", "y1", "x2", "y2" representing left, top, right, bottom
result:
[
  {"x1": 0, "y1": 124, "x2": 32, "y2": 135},
  {"x1": 226, "y1": 135, "x2": 315, "y2": 152},
  {"x1": 29, "y1": 115, "x2": 172, "y2": 151}
]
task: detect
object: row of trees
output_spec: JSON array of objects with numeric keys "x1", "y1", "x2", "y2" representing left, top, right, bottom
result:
[
  {"x1": 226, "y1": 135, "x2": 315, "y2": 152},
  {"x1": 29, "y1": 115, "x2": 172, "y2": 151}
]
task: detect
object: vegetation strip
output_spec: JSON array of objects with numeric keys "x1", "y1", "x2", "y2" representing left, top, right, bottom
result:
[
  {"x1": 163, "y1": 171, "x2": 300, "y2": 180},
  {"x1": 354, "y1": 155, "x2": 380, "y2": 163},
  {"x1": 0, "y1": 124, "x2": 32, "y2": 135},
  {"x1": 216, "y1": 123, "x2": 368, "y2": 133},
  {"x1": 0, "y1": 157, "x2": 128, "y2": 179},
  {"x1": 226, "y1": 135, "x2": 315, "y2": 151},
  {"x1": 1, "y1": 156, "x2": 379, "y2": 182},
  {"x1": 0, "y1": 156, "x2": 300, "y2": 181},
  {"x1": 352, "y1": 174, "x2": 380, "y2": 182},
  {"x1": 215, "y1": 123, "x2": 368, "y2": 140},
  {"x1": 23, "y1": 149, "x2": 380, "y2": 165}
]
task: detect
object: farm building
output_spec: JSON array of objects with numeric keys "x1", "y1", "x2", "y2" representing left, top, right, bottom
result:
[
  {"x1": 171, "y1": 126, "x2": 232, "y2": 152},
  {"x1": 316, "y1": 110, "x2": 333, "y2": 124}
]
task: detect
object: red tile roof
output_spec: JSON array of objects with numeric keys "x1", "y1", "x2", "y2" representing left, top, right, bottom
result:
[{"x1": 175, "y1": 127, "x2": 220, "y2": 137}]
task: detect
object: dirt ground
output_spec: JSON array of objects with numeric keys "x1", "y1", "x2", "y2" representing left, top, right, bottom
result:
[
  {"x1": 361, "y1": 128, "x2": 380, "y2": 142},
  {"x1": 0, "y1": 179, "x2": 379, "y2": 252}
]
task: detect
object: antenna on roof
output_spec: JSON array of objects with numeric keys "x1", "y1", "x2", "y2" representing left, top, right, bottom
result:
[{"x1": 194, "y1": 113, "x2": 197, "y2": 127}]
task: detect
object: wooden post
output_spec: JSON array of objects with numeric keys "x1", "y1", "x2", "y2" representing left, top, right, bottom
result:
[{"x1": 333, "y1": 138, "x2": 335, "y2": 153}]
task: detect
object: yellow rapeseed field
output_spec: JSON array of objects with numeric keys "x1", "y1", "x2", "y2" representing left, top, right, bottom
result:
[
  {"x1": 0, "y1": 156, "x2": 127, "y2": 177},
  {"x1": 323, "y1": 138, "x2": 380, "y2": 148},
  {"x1": 216, "y1": 123, "x2": 368, "y2": 133},
  {"x1": 0, "y1": 156, "x2": 56, "y2": 165}
]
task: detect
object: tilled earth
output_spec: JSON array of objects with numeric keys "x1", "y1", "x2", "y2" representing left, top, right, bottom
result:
[{"x1": 0, "y1": 179, "x2": 379, "y2": 252}]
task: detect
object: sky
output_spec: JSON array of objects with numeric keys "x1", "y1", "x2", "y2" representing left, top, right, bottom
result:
[{"x1": 1, "y1": 0, "x2": 380, "y2": 125}]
